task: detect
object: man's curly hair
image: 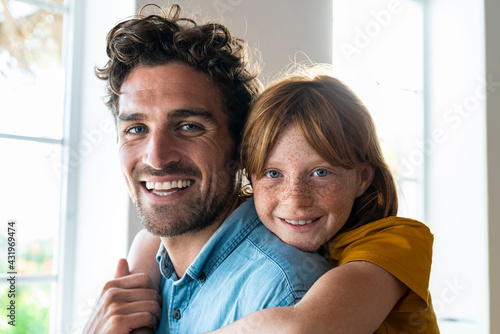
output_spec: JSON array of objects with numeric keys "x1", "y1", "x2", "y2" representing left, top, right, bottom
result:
[{"x1": 95, "y1": 4, "x2": 262, "y2": 150}]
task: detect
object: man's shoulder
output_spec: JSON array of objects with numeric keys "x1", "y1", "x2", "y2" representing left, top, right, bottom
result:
[
  {"x1": 245, "y1": 222, "x2": 331, "y2": 272},
  {"x1": 200, "y1": 198, "x2": 330, "y2": 303},
  {"x1": 227, "y1": 198, "x2": 331, "y2": 280},
  {"x1": 229, "y1": 219, "x2": 331, "y2": 296}
]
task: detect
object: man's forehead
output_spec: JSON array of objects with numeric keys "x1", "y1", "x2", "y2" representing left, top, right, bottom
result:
[
  {"x1": 120, "y1": 63, "x2": 217, "y2": 94},
  {"x1": 118, "y1": 64, "x2": 224, "y2": 118}
]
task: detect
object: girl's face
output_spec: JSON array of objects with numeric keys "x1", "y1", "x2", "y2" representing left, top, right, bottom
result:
[{"x1": 251, "y1": 125, "x2": 373, "y2": 252}]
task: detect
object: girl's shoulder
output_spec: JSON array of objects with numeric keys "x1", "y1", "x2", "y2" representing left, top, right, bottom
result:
[
  {"x1": 328, "y1": 216, "x2": 434, "y2": 303},
  {"x1": 331, "y1": 216, "x2": 433, "y2": 249}
]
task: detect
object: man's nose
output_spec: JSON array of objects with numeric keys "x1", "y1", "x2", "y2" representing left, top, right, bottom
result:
[{"x1": 142, "y1": 130, "x2": 181, "y2": 170}]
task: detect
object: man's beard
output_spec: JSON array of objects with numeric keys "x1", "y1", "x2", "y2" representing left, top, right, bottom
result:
[{"x1": 131, "y1": 163, "x2": 237, "y2": 237}]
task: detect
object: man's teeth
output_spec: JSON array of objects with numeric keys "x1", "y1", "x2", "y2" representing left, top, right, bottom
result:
[
  {"x1": 284, "y1": 219, "x2": 314, "y2": 226},
  {"x1": 145, "y1": 180, "x2": 193, "y2": 191}
]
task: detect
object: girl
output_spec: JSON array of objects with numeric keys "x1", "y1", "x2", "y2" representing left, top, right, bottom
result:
[{"x1": 129, "y1": 68, "x2": 439, "y2": 333}]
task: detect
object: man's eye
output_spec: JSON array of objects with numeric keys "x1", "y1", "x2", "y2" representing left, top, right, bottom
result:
[
  {"x1": 265, "y1": 170, "x2": 281, "y2": 178},
  {"x1": 313, "y1": 169, "x2": 329, "y2": 177},
  {"x1": 180, "y1": 124, "x2": 200, "y2": 131},
  {"x1": 127, "y1": 125, "x2": 147, "y2": 134}
]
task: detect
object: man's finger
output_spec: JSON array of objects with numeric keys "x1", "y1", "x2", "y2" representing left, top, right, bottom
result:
[
  {"x1": 104, "y1": 312, "x2": 159, "y2": 333},
  {"x1": 102, "y1": 287, "x2": 161, "y2": 305},
  {"x1": 115, "y1": 258, "x2": 131, "y2": 279},
  {"x1": 103, "y1": 272, "x2": 158, "y2": 292},
  {"x1": 109, "y1": 299, "x2": 162, "y2": 321},
  {"x1": 130, "y1": 328, "x2": 155, "y2": 334}
]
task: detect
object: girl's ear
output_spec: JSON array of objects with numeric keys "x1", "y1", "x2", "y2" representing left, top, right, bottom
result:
[{"x1": 355, "y1": 162, "x2": 375, "y2": 198}]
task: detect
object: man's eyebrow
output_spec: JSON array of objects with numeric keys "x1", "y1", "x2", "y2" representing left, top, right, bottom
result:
[
  {"x1": 168, "y1": 109, "x2": 216, "y2": 121},
  {"x1": 118, "y1": 109, "x2": 218, "y2": 123},
  {"x1": 118, "y1": 113, "x2": 145, "y2": 122}
]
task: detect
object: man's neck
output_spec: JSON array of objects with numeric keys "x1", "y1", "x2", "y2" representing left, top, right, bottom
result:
[{"x1": 160, "y1": 196, "x2": 243, "y2": 278}]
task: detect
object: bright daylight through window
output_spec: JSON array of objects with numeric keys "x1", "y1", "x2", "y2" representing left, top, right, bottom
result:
[
  {"x1": 0, "y1": 0, "x2": 69, "y2": 332},
  {"x1": 332, "y1": 0, "x2": 424, "y2": 220}
]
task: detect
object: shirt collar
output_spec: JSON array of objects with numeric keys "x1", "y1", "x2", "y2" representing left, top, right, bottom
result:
[{"x1": 156, "y1": 198, "x2": 260, "y2": 284}]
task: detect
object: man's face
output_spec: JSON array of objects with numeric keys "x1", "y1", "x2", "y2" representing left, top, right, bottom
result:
[{"x1": 118, "y1": 63, "x2": 237, "y2": 237}]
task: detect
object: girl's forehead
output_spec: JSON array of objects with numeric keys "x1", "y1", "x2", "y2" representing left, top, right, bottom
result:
[
  {"x1": 268, "y1": 123, "x2": 352, "y2": 169},
  {"x1": 267, "y1": 126, "x2": 319, "y2": 161}
]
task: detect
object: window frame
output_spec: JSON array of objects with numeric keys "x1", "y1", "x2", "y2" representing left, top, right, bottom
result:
[
  {"x1": 54, "y1": 0, "x2": 82, "y2": 330},
  {"x1": 0, "y1": 0, "x2": 78, "y2": 331}
]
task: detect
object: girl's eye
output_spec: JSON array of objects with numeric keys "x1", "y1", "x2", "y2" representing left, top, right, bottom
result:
[
  {"x1": 313, "y1": 169, "x2": 329, "y2": 177},
  {"x1": 265, "y1": 170, "x2": 281, "y2": 178}
]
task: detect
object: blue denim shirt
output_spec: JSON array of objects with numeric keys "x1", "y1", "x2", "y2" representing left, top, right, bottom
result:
[{"x1": 154, "y1": 198, "x2": 331, "y2": 333}]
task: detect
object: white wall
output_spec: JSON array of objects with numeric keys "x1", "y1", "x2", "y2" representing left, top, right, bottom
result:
[
  {"x1": 61, "y1": 0, "x2": 136, "y2": 332},
  {"x1": 136, "y1": 0, "x2": 332, "y2": 81}
]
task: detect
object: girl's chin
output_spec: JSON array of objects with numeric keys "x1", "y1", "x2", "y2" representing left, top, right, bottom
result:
[
  {"x1": 262, "y1": 221, "x2": 322, "y2": 252},
  {"x1": 285, "y1": 238, "x2": 320, "y2": 253}
]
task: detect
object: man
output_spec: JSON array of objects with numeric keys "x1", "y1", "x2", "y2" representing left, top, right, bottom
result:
[{"x1": 84, "y1": 5, "x2": 330, "y2": 333}]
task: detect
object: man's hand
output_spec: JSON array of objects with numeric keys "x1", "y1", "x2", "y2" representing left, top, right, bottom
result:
[{"x1": 83, "y1": 258, "x2": 162, "y2": 334}]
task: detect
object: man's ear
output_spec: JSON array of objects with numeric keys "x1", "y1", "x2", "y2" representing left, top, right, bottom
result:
[
  {"x1": 356, "y1": 162, "x2": 375, "y2": 198},
  {"x1": 238, "y1": 169, "x2": 254, "y2": 197}
]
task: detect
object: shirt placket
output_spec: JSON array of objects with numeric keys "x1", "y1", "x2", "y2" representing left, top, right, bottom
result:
[{"x1": 168, "y1": 277, "x2": 193, "y2": 333}]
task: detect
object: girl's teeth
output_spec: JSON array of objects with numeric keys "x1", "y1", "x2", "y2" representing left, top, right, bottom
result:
[{"x1": 284, "y1": 219, "x2": 314, "y2": 226}]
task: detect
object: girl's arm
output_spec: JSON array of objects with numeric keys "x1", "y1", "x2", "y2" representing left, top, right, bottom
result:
[
  {"x1": 209, "y1": 260, "x2": 407, "y2": 334},
  {"x1": 128, "y1": 229, "x2": 163, "y2": 290},
  {"x1": 127, "y1": 230, "x2": 163, "y2": 334}
]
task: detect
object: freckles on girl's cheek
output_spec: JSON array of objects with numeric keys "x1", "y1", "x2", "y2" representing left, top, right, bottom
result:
[{"x1": 256, "y1": 183, "x2": 278, "y2": 196}]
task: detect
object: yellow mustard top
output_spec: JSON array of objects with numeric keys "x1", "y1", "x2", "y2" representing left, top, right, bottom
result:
[{"x1": 329, "y1": 216, "x2": 440, "y2": 333}]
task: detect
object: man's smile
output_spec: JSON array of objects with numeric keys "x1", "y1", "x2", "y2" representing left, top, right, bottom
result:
[{"x1": 143, "y1": 179, "x2": 195, "y2": 196}]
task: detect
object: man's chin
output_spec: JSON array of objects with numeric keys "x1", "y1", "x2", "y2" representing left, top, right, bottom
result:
[
  {"x1": 139, "y1": 215, "x2": 188, "y2": 237},
  {"x1": 138, "y1": 208, "x2": 214, "y2": 238},
  {"x1": 134, "y1": 186, "x2": 236, "y2": 237}
]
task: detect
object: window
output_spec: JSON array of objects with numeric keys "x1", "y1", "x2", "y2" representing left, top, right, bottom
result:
[
  {"x1": 333, "y1": 1, "x2": 489, "y2": 332},
  {"x1": 0, "y1": 0, "x2": 71, "y2": 332},
  {"x1": 332, "y1": 0, "x2": 424, "y2": 220}
]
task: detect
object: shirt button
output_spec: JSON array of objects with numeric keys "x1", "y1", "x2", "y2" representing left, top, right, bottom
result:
[
  {"x1": 173, "y1": 310, "x2": 181, "y2": 320},
  {"x1": 199, "y1": 272, "x2": 206, "y2": 282}
]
